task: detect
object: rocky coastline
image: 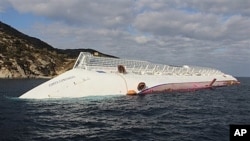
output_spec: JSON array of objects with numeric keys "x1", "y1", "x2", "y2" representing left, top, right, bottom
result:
[{"x1": 0, "y1": 21, "x2": 115, "y2": 79}]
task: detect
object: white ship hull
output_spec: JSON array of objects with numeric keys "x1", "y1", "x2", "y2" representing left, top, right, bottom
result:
[{"x1": 19, "y1": 52, "x2": 239, "y2": 99}]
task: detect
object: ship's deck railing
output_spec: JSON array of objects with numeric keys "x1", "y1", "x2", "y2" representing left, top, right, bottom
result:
[{"x1": 73, "y1": 52, "x2": 224, "y2": 76}]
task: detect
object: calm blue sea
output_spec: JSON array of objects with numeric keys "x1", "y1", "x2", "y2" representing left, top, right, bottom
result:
[{"x1": 0, "y1": 78, "x2": 249, "y2": 141}]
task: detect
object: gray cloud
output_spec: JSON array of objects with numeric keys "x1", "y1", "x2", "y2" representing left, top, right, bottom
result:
[
  {"x1": 0, "y1": 0, "x2": 10, "y2": 13},
  {"x1": 134, "y1": 0, "x2": 250, "y2": 16},
  {"x1": 180, "y1": 0, "x2": 250, "y2": 16},
  {"x1": 8, "y1": 0, "x2": 134, "y2": 28},
  {"x1": 133, "y1": 4, "x2": 250, "y2": 41},
  {"x1": 3, "y1": 0, "x2": 250, "y2": 76}
]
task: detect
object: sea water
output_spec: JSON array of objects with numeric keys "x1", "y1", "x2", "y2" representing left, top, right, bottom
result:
[{"x1": 0, "y1": 78, "x2": 249, "y2": 141}]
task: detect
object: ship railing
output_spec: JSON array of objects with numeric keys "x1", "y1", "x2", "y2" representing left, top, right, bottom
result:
[
  {"x1": 74, "y1": 52, "x2": 224, "y2": 76},
  {"x1": 73, "y1": 52, "x2": 84, "y2": 68},
  {"x1": 85, "y1": 63, "x2": 223, "y2": 76}
]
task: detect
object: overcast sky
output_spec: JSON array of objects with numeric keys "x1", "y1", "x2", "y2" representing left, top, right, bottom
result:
[{"x1": 0, "y1": 0, "x2": 249, "y2": 77}]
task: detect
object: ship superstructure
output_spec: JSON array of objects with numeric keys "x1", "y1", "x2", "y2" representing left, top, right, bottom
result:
[{"x1": 19, "y1": 52, "x2": 239, "y2": 99}]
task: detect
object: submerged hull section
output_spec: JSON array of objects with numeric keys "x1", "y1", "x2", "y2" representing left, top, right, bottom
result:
[
  {"x1": 19, "y1": 68, "x2": 239, "y2": 99},
  {"x1": 138, "y1": 80, "x2": 237, "y2": 94}
]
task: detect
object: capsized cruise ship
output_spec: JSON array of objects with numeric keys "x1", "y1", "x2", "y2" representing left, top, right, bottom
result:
[{"x1": 19, "y1": 52, "x2": 239, "y2": 99}]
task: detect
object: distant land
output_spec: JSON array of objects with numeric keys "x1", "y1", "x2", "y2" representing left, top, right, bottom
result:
[{"x1": 0, "y1": 21, "x2": 116, "y2": 78}]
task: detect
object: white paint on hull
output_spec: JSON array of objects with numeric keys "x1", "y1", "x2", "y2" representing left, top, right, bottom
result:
[{"x1": 19, "y1": 68, "x2": 238, "y2": 99}]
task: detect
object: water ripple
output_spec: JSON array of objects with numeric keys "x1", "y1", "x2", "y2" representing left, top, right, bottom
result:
[{"x1": 0, "y1": 78, "x2": 249, "y2": 140}]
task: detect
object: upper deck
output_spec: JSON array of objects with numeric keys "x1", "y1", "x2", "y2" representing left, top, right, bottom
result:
[{"x1": 73, "y1": 52, "x2": 224, "y2": 76}]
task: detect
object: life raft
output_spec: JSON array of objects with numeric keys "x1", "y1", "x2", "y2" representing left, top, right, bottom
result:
[{"x1": 127, "y1": 90, "x2": 137, "y2": 95}]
